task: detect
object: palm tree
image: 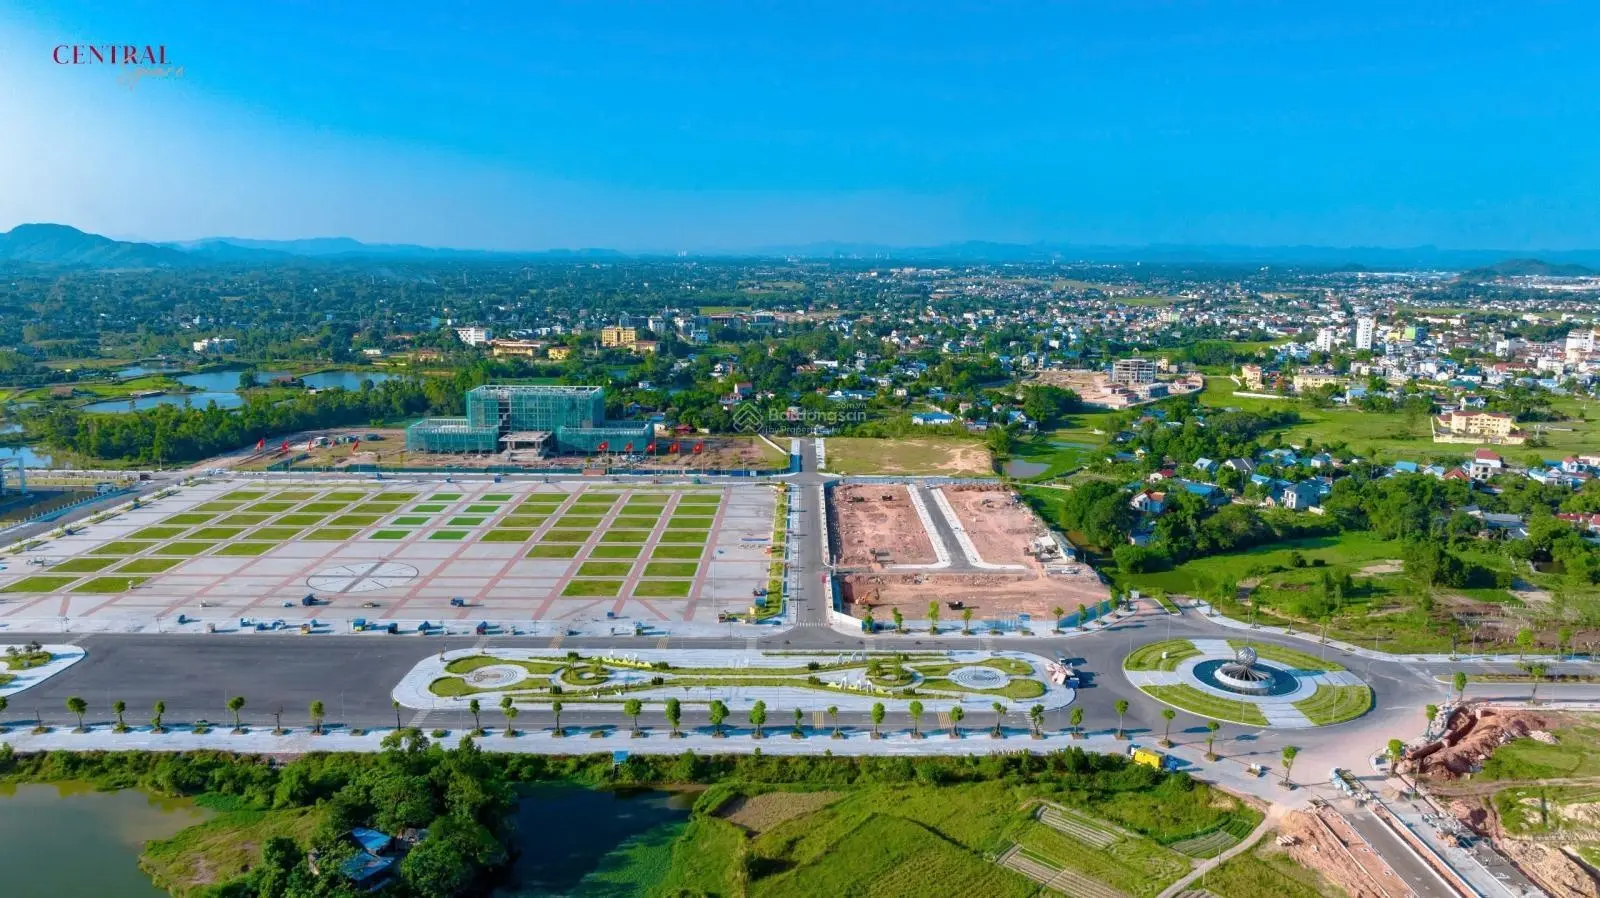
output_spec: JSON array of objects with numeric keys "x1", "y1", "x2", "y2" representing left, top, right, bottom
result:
[
  {"x1": 1205, "y1": 720, "x2": 1221, "y2": 759},
  {"x1": 0, "y1": 695, "x2": 9, "y2": 732},
  {"x1": 309, "y1": 700, "x2": 325, "y2": 735},
  {"x1": 892, "y1": 608, "x2": 904, "y2": 633},
  {"x1": 1281, "y1": 745, "x2": 1300, "y2": 786},
  {"x1": 870, "y1": 702, "x2": 885, "y2": 739},
  {"x1": 66, "y1": 696, "x2": 87, "y2": 731},
  {"x1": 750, "y1": 700, "x2": 767, "y2": 739},
  {"x1": 709, "y1": 700, "x2": 729, "y2": 737},
  {"x1": 991, "y1": 701, "x2": 1005, "y2": 738},
  {"x1": 828, "y1": 705, "x2": 841, "y2": 738},
  {"x1": 551, "y1": 700, "x2": 565, "y2": 737},
  {"x1": 1076, "y1": 602, "x2": 1088, "y2": 628},
  {"x1": 1425, "y1": 703, "x2": 1439, "y2": 724},
  {"x1": 1052, "y1": 605, "x2": 1066, "y2": 633},
  {"x1": 928, "y1": 601, "x2": 940, "y2": 634},
  {"x1": 665, "y1": 697, "x2": 682, "y2": 737},
  {"x1": 1029, "y1": 703, "x2": 1045, "y2": 738},
  {"x1": 469, "y1": 699, "x2": 483, "y2": 735},
  {"x1": 1114, "y1": 699, "x2": 1129, "y2": 740},
  {"x1": 961, "y1": 607, "x2": 974, "y2": 634},
  {"x1": 1160, "y1": 708, "x2": 1176, "y2": 747},
  {"x1": 792, "y1": 707, "x2": 804, "y2": 737},
  {"x1": 1070, "y1": 706, "x2": 1084, "y2": 738},
  {"x1": 949, "y1": 705, "x2": 964, "y2": 738},
  {"x1": 1453, "y1": 670, "x2": 1468, "y2": 702},
  {"x1": 624, "y1": 698, "x2": 643, "y2": 735},
  {"x1": 908, "y1": 700, "x2": 924, "y2": 738},
  {"x1": 112, "y1": 700, "x2": 126, "y2": 732},
  {"x1": 227, "y1": 696, "x2": 246, "y2": 732},
  {"x1": 502, "y1": 704, "x2": 519, "y2": 736},
  {"x1": 392, "y1": 699, "x2": 403, "y2": 730},
  {"x1": 152, "y1": 700, "x2": 166, "y2": 734}
]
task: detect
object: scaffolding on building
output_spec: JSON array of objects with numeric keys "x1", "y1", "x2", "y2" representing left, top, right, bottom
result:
[{"x1": 406, "y1": 384, "x2": 652, "y2": 456}]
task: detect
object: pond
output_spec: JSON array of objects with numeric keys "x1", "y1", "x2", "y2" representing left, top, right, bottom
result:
[
  {"x1": 1001, "y1": 459, "x2": 1050, "y2": 478},
  {"x1": 495, "y1": 785, "x2": 696, "y2": 896},
  {"x1": 0, "y1": 783, "x2": 211, "y2": 898},
  {"x1": 115, "y1": 365, "x2": 180, "y2": 379},
  {"x1": 0, "y1": 444, "x2": 54, "y2": 467},
  {"x1": 300, "y1": 370, "x2": 393, "y2": 390},
  {"x1": 81, "y1": 370, "x2": 393, "y2": 413}
]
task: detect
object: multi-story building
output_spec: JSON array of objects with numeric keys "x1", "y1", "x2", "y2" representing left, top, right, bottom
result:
[
  {"x1": 1110, "y1": 358, "x2": 1156, "y2": 386},
  {"x1": 453, "y1": 326, "x2": 491, "y2": 346},
  {"x1": 1355, "y1": 317, "x2": 1376, "y2": 351},
  {"x1": 405, "y1": 384, "x2": 653, "y2": 456},
  {"x1": 1315, "y1": 327, "x2": 1336, "y2": 352},
  {"x1": 600, "y1": 326, "x2": 638, "y2": 348},
  {"x1": 1292, "y1": 371, "x2": 1343, "y2": 393},
  {"x1": 1239, "y1": 364, "x2": 1264, "y2": 390},
  {"x1": 1436, "y1": 409, "x2": 1522, "y2": 441}
]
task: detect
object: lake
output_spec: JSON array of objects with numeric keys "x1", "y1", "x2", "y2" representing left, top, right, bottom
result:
[
  {"x1": 0, "y1": 444, "x2": 54, "y2": 467},
  {"x1": 82, "y1": 370, "x2": 394, "y2": 413},
  {"x1": 0, "y1": 783, "x2": 210, "y2": 898}
]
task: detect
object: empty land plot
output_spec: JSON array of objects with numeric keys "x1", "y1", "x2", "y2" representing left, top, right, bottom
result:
[
  {"x1": 940, "y1": 484, "x2": 1047, "y2": 565},
  {"x1": 843, "y1": 569, "x2": 1109, "y2": 621},
  {"x1": 832, "y1": 484, "x2": 937, "y2": 566},
  {"x1": 562, "y1": 579, "x2": 623, "y2": 597},
  {"x1": 827, "y1": 437, "x2": 993, "y2": 475}
]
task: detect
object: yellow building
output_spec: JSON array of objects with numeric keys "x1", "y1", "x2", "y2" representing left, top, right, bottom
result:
[
  {"x1": 547, "y1": 346, "x2": 573, "y2": 361},
  {"x1": 1291, "y1": 372, "x2": 1343, "y2": 393},
  {"x1": 1240, "y1": 364, "x2": 1264, "y2": 390},
  {"x1": 1438, "y1": 409, "x2": 1518, "y2": 439},
  {"x1": 489, "y1": 339, "x2": 545, "y2": 358},
  {"x1": 600, "y1": 326, "x2": 638, "y2": 348}
]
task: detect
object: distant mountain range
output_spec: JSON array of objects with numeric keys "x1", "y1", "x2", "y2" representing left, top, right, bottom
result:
[{"x1": 4, "y1": 222, "x2": 1600, "y2": 271}]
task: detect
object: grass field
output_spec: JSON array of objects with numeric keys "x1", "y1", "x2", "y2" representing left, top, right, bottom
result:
[
  {"x1": 1205, "y1": 841, "x2": 1332, "y2": 898},
  {"x1": 1124, "y1": 639, "x2": 1202, "y2": 672},
  {"x1": 1141, "y1": 684, "x2": 1269, "y2": 726},
  {"x1": 825, "y1": 436, "x2": 993, "y2": 476},
  {"x1": 1483, "y1": 715, "x2": 1600, "y2": 780},
  {"x1": 141, "y1": 805, "x2": 323, "y2": 896},
  {"x1": 1292, "y1": 685, "x2": 1373, "y2": 725},
  {"x1": 1227, "y1": 641, "x2": 1344, "y2": 672}
]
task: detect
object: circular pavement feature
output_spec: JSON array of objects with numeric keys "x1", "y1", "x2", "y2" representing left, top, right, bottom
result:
[
  {"x1": 465, "y1": 665, "x2": 527, "y2": 688},
  {"x1": 307, "y1": 561, "x2": 419, "y2": 594},
  {"x1": 949, "y1": 666, "x2": 1009, "y2": 690}
]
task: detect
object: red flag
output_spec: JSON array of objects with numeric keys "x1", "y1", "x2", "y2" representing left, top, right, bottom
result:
[
  {"x1": 646, "y1": 442, "x2": 656, "y2": 453},
  {"x1": 624, "y1": 443, "x2": 633, "y2": 453},
  {"x1": 597, "y1": 441, "x2": 609, "y2": 452},
  {"x1": 669, "y1": 441, "x2": 680, "y2": 453},
  {"x1": 693, "y1": 441, "x2": 704, "y2": 454},
  {"x1": 280, "y1": 440, "x2": 290, "y2": 452},
  {"x1": 255, "y1": 437, "x2": 265, "y2": 451},
  {"x1": 352, "y1": 440, "x2": 361, "y2": 452}
]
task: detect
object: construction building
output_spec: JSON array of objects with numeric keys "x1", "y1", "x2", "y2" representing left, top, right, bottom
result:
[
  {"x1": 405, "y1": 384, "x2": 652, "y2": 456},
  {"x1": 1110, "y1": 358, "x2": 1156, "y2": 386}
]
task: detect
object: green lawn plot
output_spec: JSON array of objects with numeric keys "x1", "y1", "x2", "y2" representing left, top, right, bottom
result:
[
  {"x1": 2, "y1": 575, "x2": 80, "y2": 592},
  {"x1": 562, "y1": 579, "x2": 624, "y2": 597},
  {"x1": 498, "y1": 515, "x2": 546, "y2": 528},
  {"x1": 428, "y1": 530, "x2": 469, "y2": 541},
  {"x1": 429, "y1": 493, "x2": 463, "y2": 501},
  {"x1": 49, "y1": 557, "x2": 119, "y2": 573},
  {"x1": 824, "y1": 436, "x2": 994, "y2": 476},
  {"x1": 306, "y1": 528, "x2": 360, "y2": 541},
  {"x1": 250, "y1": 526, "x2": 304, "y2": 541},
  {"x1": 112, "y1": 557, "x2": 183, "y2": 574},
  {"x1": 369, "y1": 530, "x2": 409, "y2": 540},
  {"x1": 216, "y1": 543, "x2": 275, "y2": 556},
  {"x1": 162, "y1": 513, "x2": 216, "y2": 525},
  {"x1": 130, "y1": 525, "x2": 190, "y2": 540},
  {"x1": 1124, "y1": 640, "x2": 1202, "y2": 672},
  {"x1": 622, "y1": 502, "x2": 669, "y2": 514},
  {"x1": 445, "y1": 516, "x2": 487, "y2": 527},
  {"x1": 221, "y1": 490, "x2": 268, "y2": 500},
  {"x1": 247, "y1": 501, "x2": 297, "y2": 513},
  {"x1": 1227, "y1": 640, "x2": 1344, "y2": 672},
  {"x1": 579, "y1": 562, "x2": 636, "y2": 577},
  {"x1": 410, "y1": 503, "x2": 449, "y2": 513},
  {"x1": 275, "y1": 513, "x2": 326, "y2": 526},
  {"x1": 348, "y1": 503, "x2": 402, "y2": 515},
  {"x1": 464, "y1": 503, "x2": 500, "y2": 514},
  {"x1": 527, "y1": 544, "x2": 582, "y2": 558},
  {"x1": 1293, "y1": 685, "x2": 1373, "y2": 725},
  {"x1": 633, "y1": 581, "x2": 694, "y2": 598},
  {"x1": 91, "y1": 540, "x2": 156, "y2": 555},
  {"x1": 152, "y1": 541, "x2": 217, "y2": 557},
  {"x1": 600, "y1": 530, "x2": 651, "y2": 543},
  {"x1": 542, "y1": 529, "x2": 593, "y2": 543},
  {"x1": 611, "y1": 516, "x2": 660, "y2": 529},
  {"x1": 323, "y1": 491, "x2": 369, "y2": 502},
  {"x1": 658, "y1": 531, "x2": 708, "y2": 544},
  {"x1": 644, "y1": 562, "x2": 700, "y2": 578},
  {"x1": 666, "y1": 516, "x2": 714, "y2": 529},
  {"x1": 189, "y1": 527, "x2": 246, "y2": 541},
  {"x1": 1205, "y1": 843, "x2": 1331, "y2": 898},
  {"x1": 675, "y1": 495, "x2": 721, "y2": 506},
  {"x1": 555, "y1": 515, "x2": 606, "y2": 529},
  {"x1": 481, "y1": 529, "x2": 533, "y2": 542},
  {"x1": 218, "y1": 514, "x2": 272, "y2": 527},
  {"x1": 481, "y1": 493, "x2": 513, "y2": 501},
  {"x1": 652, "y1": 546, "x2": 705, "y2": 560},
  {"x1": 274, "y1": 490, "x2": 318, "y2": 500},
  {"x1": 329, "y1": 514, "x2": 381, "y2": 527},
  {"x1": 1482, "y1": 715, "x2": 1600, "y2": 780},
  {"x1": 590, "y1": 545, "x2": 643, "y2": 559},
  {"x1": 72, "y1": 576, "x2": 148, "y2": 593},
  {"x1": 390, "y1": 515, "x2": 430, "y2": 526},
  {"x1": 195, "y1": 501, "x2": 245, "y2": 511},
  {"x1": 299, "y1": 501, "x2": 349, "y2": 513},
  {"x1": 1142, "y1": 684, "x2": 1269, "y2": 726}
]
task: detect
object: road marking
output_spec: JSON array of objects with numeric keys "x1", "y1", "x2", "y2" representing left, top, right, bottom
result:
[
  {"x1": 656, "y1": 636, "x2": 669, "y2": 649},
  {"x1": 745, "y1": 637, "x2": 758, "y2": 652},
  {"x1": 548, "y1": 633, "x2": 564, "y2": 649},
  {"x1": 407, "y1": 709, "x2": 432, "y2": 729}
]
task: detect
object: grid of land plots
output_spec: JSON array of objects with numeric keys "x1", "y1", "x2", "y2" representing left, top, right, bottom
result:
[{"x1": 0, "y1": 480, "x2": 778, "y2": 626}]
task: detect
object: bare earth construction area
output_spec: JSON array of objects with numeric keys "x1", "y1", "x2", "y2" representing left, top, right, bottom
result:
[{"x1": 831, "y1": 482, "x2": 1110, "y2": 626}]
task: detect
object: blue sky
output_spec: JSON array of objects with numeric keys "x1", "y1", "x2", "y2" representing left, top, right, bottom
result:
[{"x1": 2, "y1": 1, "x2": 1597, "y2": 251}]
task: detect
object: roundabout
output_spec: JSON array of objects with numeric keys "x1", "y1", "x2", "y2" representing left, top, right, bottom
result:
[{"x1": 1123, "y1": 638, "x2": 1372, "y2": 728}]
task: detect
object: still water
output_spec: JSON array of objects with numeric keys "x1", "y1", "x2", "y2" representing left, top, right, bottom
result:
[
  {"x1": 82, "y1": 370, "x2": 393, "y2": 413},
  {"x1": 0, "y1": 783, "x2": 210, "y2": 898},
  {"x1": 0, "y1": 445, "x2": 53, "y2": 467}
]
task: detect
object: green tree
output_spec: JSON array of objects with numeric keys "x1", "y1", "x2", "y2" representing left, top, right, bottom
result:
[
  {"x1": 469, "y1": 699, "x2": 482, "y2": 735},
  {"x1": 1425, "y1": 703, "x2": 1439, "y2": 723},
  {"x1": 1453, "y1": 670, "x2": 1469, "y2": 702},
  {"x1": 664, "y1": 697, "x2": 681, "y2": 737},
  {"x1": 1114, "y1": 699, "x2": 1130, "y2": 740},
  {"x1": 112, "y1": 700, "x2": 126, "y2": 732},
  {"x1": 892, "y1": 607, "x2": 905, "y2": 633},
  {"x1": 501, "y1": 703, "x2": 519, "y2": 736},
  {"x1": 151, "y1": 700, "x2": 165, "y2": 733},
  {"x1": 1387, "y1": 738, "x2": 1405, "y2": 769},
  {"x1": 1281, "y1": 745, "x2": 1300, "y2": 785},
  {"x1": 828, "y1": 705, "x2": 840, "y2": 738},
  {"x1": 624, "y1": 698, "x2": 643, "y2": 735},
  {"x1": 227, "y1": 695, "x2": 246, "y2": 731},
  {"x1": 1053, "y1": 605, "x2": 1066, "y2": 632},
  {"x1": 949, "y1": 705, "x2": 964, "y2": 737},
  {"x1": 871, "y1": 702, "x2": 886, "y2": 738},
  {"x1": 962, "y1": 607, "x2": 974, "y2": 634},
  {"x1": 749, "y1": 700, "x2": 767, "y2": 739},
  {"x1": 1029, "y1": 703, "x2": 1045, "y2": 737},
  {"x1": 66, "y1": 695, "x2": 87, "y2": 731},
  {"x1": 908, "y1": 700, "x2": 924, "y2": 737},
  {"x1": 1205, "y1": 720, "x2": 1221, "y2": 759},
  {"x1": 309, "y1": 700, "x2": 325, "y2": 735},
  {"x1": 1160, "y1": 707, "x2": 1176, "y2": 747},
  {"x1": 792, "y1": 707, "x2": 804, "y2": 736},
  {"x1": 1070, "y1": 706, "x2": 1084, "y2": 738},
  {"x1": 392, "y1": 698, "x2": 402, "y2": 730},
  {"x1": 1516, "y1": 627, "x2": 1535, "y2": 661},
  {"x1": 928, "y1": 601, "x2": 940, "y2": 634},
  {"x1": 709, "y1": 700, "x2": 729, "y2": 737},
  {"x1": 1528, "y1": 663, "x2": 1547, "y2": 703},
  {"x1": 992, "y1": 701, "x2": 1006, "y2": 737},
  {"x1": 551, "y1": 700, "x2": 564, "y2": 737}
]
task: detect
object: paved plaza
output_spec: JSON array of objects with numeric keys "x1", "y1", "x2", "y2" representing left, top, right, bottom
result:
[{"x1": 0, "y1": 478, "x2": 779, "y2": 631}]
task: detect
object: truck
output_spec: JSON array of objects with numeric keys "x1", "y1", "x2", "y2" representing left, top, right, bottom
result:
[{"x1": 1128, "y1": 745, "x2": 1174, "y2": 771}]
